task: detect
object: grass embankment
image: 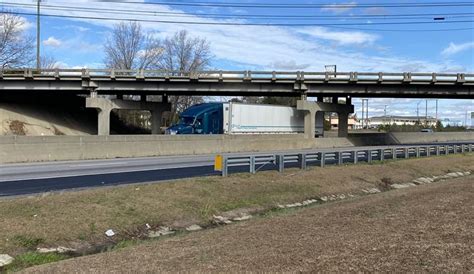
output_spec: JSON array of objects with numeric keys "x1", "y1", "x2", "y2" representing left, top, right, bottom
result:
[
  {"x1": 0, "y1": 154, "x2": 473, "y2": 270},
  {"x1": 26, "y1": 176, "x2": 474, "y2": 273}
]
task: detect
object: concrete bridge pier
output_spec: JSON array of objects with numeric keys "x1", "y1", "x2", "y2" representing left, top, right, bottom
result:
[
  {"x1": 86, "y1": 97, "x2": 171, "y2": 135},
  {"x1": 297, "y1": 99, "x2": 354, "y2": 138}
]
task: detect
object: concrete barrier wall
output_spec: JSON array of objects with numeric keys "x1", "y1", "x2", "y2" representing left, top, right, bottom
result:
[
  {"x1": 0, "y1": 134, "x2": 354, "y2": 164},
  {"x1": 387, "y1": 132, "x2": 474, "y2": 144},
  {"x1": 349, "y1": 132, "x2": 474, "y2": 146}
]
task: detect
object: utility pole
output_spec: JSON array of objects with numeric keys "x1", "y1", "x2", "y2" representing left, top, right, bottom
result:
[
  {"x1": 366, "y1": 99, "x2": 369, "y2": 128},
  {"x1": 361, "y1": 98, "x2": 369, "y2": 129},
  {"x1": 36, "y1": 0, "x2": 41, "y2": 70},
  {"x1": 425, "y1": 99, "x2": 428, "y2": 125},
  {"x1": 416, "y1": 101, "x2": 422, "y2": 124}
]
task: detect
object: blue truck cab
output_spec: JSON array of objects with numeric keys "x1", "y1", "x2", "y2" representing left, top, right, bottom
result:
[{"x1": 165, "y1": 103, "x2": 225, "y2": 135}]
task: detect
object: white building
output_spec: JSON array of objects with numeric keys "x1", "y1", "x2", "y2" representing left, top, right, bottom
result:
[{"x1": 367, "y1": 115, "x2": 438, "y2": 128}]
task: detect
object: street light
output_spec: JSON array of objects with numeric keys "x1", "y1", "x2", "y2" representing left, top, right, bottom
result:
[
  {"x1": 416, "y1": 101, "x2": 422, "y2": 124},
  {"x1": 36, "y1": 0, "x2": 41, "y2": 70}
]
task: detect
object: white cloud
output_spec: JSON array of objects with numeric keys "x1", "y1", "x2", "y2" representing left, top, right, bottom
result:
[
  {"x1": 43, "y1": 36, "x2": 62, "y2": 47},
  {"x1": 321, "y1": 1, "x2": 357, "y2": 14},
  {"x1": 9, "y1": 0, "x2": 469, "y2": 74},
  {"x1": 298, "y1": 27, "x2": 378, "y2": 45},
  {"x1": 441, "y1": 42, "x2": 474, "y2": 56}
]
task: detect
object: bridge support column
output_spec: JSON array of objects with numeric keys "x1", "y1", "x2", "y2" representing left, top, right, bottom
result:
[
  {"x1": 297, "y1": 100, "x2": 354, "y2": 139},
  {"x1": 315, "y1": 111, "x2": 325, "y2": 137},
  {"x1": 338, "y1": 112, "x2": 349, "y2": 137},
  {"x1": 86, "y1": 97, "x2": 171, "y2": 136},
  {"x1": 297, "y1": 100, "x2": 317, "y2": 139}
]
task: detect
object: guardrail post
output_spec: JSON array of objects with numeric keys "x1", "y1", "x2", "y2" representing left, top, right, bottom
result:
[
  {"x1": 353, "y1": 151, "x2": 358, "y2": 164},
  {"x1": 453, "y1": 145, "x2": 457, "y2": 154},
  {"x1": 469, "y1": 144, "x2": 473, "y2": 153},
  {"x1": 392, "y1": 148, "x2": 396, "y2": 159},
  {"x1": 320, "y1": 152, "x2": 325, "y2": 167},
  {"x1": 337, "y1": 152, "x2": 343, "y2": 165},
  {"x1": 461, "y1": 144, "x2": 465, "y2": 154},
  {"x1": 404, "y1": 148, "x2": 409, "y2": 159},
  {"x1": 299, "y1": 154, "x2": 307, "y2": 170},
  {"x1": 436, "y1": 146, "x2": 440, "y2": 156},
  {"x1": 222, "y1": 157, "x2": 228, "y2": 177},
  {"x1": 380, "y1": 149, "x2": 384, "y2": 161},
  {"x1": 367, "y1": 150, "x2": 372, "y2": 163},
  {"x1": 426, "y1": 146, "x2": 430, "y2": 157},
  {"x1": 249, "y1": 156, "x2": 256, "y2": 174},
  {"x1": 276, "y1": 155, "x2": 284, "y2": 172},
  {"x1": 445, "y1": 145, "x2": 449, "y2": 155}
]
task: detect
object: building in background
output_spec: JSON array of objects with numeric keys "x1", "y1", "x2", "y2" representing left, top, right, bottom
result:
[
  {"x1": 328, "y1": 114, "x2": 358, "y2": 130},
  {"x1": 365, "y1": 115, "x2": 438, "y2": 128},
  {"x1": 440, "y1": 118, "x2": 463, "y2": 127}
]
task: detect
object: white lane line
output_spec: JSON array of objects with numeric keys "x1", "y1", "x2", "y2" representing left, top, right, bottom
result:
[{"x1": 69, "y1": 162, "x2": 128, "y2": 168}]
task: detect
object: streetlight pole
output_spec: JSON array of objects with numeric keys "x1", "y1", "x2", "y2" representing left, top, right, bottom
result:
[
  {"x1": 425, "y1": 99, "x2": 428, "y2": 124},
  {"x1": 435, "y1": 99, "x2": 438, "y2": 121},
  {"x1": 36, "y1": 0, "x2": 41, "y2": 70},
  {"x1": 416, "y1": 101, "x2": 421, "y2": 124}
]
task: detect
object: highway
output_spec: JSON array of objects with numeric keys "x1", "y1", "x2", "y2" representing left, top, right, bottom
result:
[{"x1": 0, "y1": 143, "x2": 467, "y2": 197}]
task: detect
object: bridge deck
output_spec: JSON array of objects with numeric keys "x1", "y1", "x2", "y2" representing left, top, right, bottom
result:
[{"x1": 1, "y1": 69, "x2": 473, "y2": 98}]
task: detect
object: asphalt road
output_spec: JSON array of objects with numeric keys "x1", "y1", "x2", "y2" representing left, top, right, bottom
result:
[{"x1": 0, "y1": 143, "x2": 465, "y2": 197}]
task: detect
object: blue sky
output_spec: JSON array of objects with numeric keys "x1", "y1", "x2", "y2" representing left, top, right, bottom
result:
[{"x1": 1, "y1": 0, "x2": 474, "y2": 124}]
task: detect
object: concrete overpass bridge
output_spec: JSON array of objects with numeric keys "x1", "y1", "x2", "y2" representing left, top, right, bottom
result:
[
  {"x1": 1, "y1": 69, "x2": 473, "y2": 137},
  {"x1": 0, "y1": 69, "x2": 473, "y2": 98}
]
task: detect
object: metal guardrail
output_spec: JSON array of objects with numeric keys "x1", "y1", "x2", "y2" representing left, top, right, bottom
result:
[
  {"x1": 215, "y1": 143, "x2": 474, "y2": 176},
  {"x1": 0, "y1": 69, "x2": 473, "y2": 84}
]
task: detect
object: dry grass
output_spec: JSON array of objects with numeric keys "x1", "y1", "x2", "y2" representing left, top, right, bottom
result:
[
  {"x1": 8, "y1": 120, "x2": 27, "y2": 135},
  {"x1": 0, "y1": 154, "x2": 473, "y2": 257},
  {"x1": 25, "y1": 175, "x2": 474, "y2": 273}
]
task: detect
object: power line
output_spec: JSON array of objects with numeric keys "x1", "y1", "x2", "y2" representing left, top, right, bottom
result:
[
  {"x1": 6, "y1": 11, "x2": 474, "y2": 27},
  {"x1": 3, "y1": 2, "x2": 474, "y2": 21},
  {"x1": 87, "y1": 0, "x2": 474, "y2": 9}
]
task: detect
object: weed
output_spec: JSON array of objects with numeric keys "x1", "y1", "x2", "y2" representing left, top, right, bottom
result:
[
  {"x1": 378, "y1": 177, "x2": 394, "y2": 191},
  {"x1": 13, "y1": 235, "x2": 44, "y2": 249},
  {"x1": 5, "y1": 252, "x2": 68, "y2": 272},
  {"x1": 89, "y1": 222, "x2": 97, "y2": 234}
]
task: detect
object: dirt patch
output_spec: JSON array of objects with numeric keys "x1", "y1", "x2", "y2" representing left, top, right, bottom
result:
[
  {"x1": 8, "y1": 120, "x2": 27, "y2": 135},
  {"x1": 0, "y1": 155, "x2": 473, "y2": 264},
  {"x1": 24, "y1": 176, "x2": 474, "y2": 273},
  {"x1": 52, "y1": 126, "x2": 65, "y2": 135}
]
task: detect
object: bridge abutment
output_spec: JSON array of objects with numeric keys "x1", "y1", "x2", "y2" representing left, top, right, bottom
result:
[
  {"x1": 86, "y1": 97, "x2": 171, "y2": 135},
  {"x1": 297, "y1": 99, "x2": 354, "y2": 138}
]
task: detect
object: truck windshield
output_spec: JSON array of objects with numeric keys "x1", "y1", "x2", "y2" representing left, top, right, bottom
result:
[{"x1": 179, "y1": 116, "x2": 195, "y2": 125}]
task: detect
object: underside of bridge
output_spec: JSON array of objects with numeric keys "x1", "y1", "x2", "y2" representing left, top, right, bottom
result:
[{"x1": 1, "y1": 70, "x2": 472, "y2": 137}]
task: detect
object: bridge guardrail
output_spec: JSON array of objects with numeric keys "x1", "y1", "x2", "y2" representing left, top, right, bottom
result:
[
  {"x1": 1, "y1": 69, "x2": 473, "y2": 84},
  {"x1": 214, "y1": 143, "x2": 474, "y2": 177}
]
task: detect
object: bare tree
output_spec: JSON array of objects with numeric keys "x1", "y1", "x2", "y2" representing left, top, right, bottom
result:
[
  {"x1": 0, "y1": 11, "x2": 34, "y2": 69},
  {"x1": 103, "y1": 22, "x2": 162, "y2": 70},
  {"x1": 39, "y1": 54, "x2": 59, "y2": 69},
  {"x1": 159, "y1": 30, "x2": 212, "y2": 120},
  {"x1": 103, "y1": 22, "x2": 164, "y2": 131}
]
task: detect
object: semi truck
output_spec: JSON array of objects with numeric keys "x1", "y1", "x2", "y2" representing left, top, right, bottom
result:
[{"x1": 165, "y1": 102, "x2": 324, "y2": 136}]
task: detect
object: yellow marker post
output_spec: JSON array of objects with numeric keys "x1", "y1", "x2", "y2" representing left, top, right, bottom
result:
[{"x1": 214, "y1": 155, "x2": 223, "y2": 171}]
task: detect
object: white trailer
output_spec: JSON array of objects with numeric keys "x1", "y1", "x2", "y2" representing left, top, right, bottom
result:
[{"x1": 223, "y1": 102, "x2": 306, "y2": 134}]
